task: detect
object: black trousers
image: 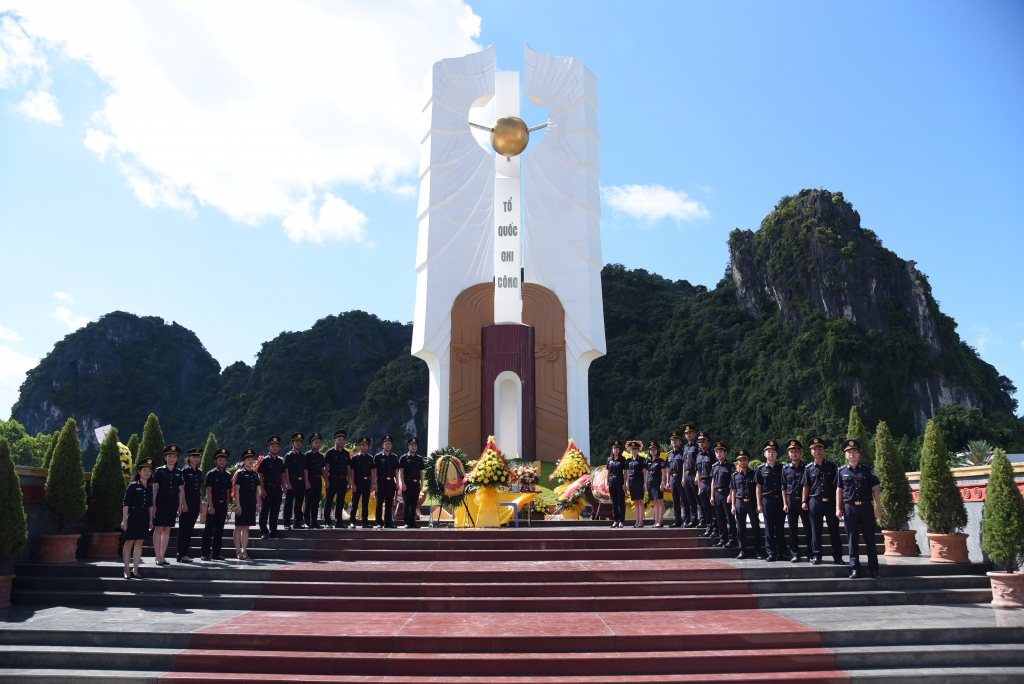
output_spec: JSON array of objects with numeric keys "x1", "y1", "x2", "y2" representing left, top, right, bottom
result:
[
  {"x1": 376, "y1": 482, "x2": 396, "y2": 526},
  {"x1": 351, "y1": 482, "x2": 372, "y2": 526},
  {"x1": 809, "y1": 497, "x2": 844, "y2": 561},
  {"x1": 304, "y1": 475, "x2": 323, "y2": 526},
  {"x1": 698, "y1": 480, "x2": 714, "y2": 531},
  {"x1": 284, "y1": 479, "x2": 306, "y2": 525},
  {"x1": 713, "y1": 490, "x2": 736, "y2": 544},
  {"x1": 843, "y1": 502, "x2": 879, "y2": 573},
  {"x1": 682, "y1": 473, "x2": 701, "y2": 524},
  {"x1": 176, "y1": 501, "x2": 200, "y2": 559},
  {"x1": 609, "y1": 478, "x2": 626, "y2": 523},
  {"x1": 201, "y1": 503, "x2": 228, "y2": 557},
  {"x1": 735, "y1": 501, "x2": 762, "y2": 554},
  {"x1": 324, "y1": 478, "x2": 348, "y2": 526},
  {"x1": 403, "y1": 485, "x2": 421, "y2": 526},
  {"x1": 762, "y1": 496, "x2": 786, "y2": 557},
  {"x1": 787, "y1": 502, "x2": 812, "y2": 558},
  {"x1": 259, "y1": 485, "x2": 283, "y2": 534},
  {"x1": 669, "y1": 476, "x2": 688, "y2": 523}
]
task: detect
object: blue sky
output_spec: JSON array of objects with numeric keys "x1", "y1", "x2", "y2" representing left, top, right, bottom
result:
[{"x1": 1, "y1": 1, "x2": 1022, "y2": 421}]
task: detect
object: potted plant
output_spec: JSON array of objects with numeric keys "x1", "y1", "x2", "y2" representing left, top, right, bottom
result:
[
  {"x1": 981, "y1": 448, "x2": 1024, "y2": 607},
  {"x1": 874, "y1": 422, "x2": 918, "y2": 556},
  {"x1": 0, "y1": 437, "x2": 28, "y2": 607},
  {"x1": 86, "y1": 427, "x2": 126, "y2": 558},
  {"x1": 40, "y1": 418, "x2": 87, "y2": 563},
  {"x1": 917, "y1": 420, "x2": 969, "y2": 563}
]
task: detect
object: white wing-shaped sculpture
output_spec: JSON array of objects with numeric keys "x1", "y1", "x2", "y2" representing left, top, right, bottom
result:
[
  {"x1": 412, "y1": 46, "x2": 495, "y2": 451},
  {"x1": 523, "y1": 45, "x2": 605, "y2": 458}
]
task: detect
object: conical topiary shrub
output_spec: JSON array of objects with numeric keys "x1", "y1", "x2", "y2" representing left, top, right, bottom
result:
[
  {"x1": 874, "y1": 421, "x2": 918, "y2": 556},
  {"x1": 43, "y1": 418, "x2": 87, "y2": 535},
  {"x1": 199, "y1": 433, "x2": 218, "y2": 499},
  {"x1": 136, "y1": 413, "x2": 166, "y2": 470},
  {"x1": 917, "y1": 419, "x2": 969, "y2": 563},
  {"x1": 126, "y1": 433, "x2": 139, "y2": 461},
  {"x1": 41, "y1": 429, "x2": 60, "y2": 469},
  {"x1": 846, "y1": 405, "x2": 874, "y2": 465},
  {"x1": 981, "y1": 449, "x2": 1024, "y2": 572},
  {"x1": 0, "y1": 437, "x2": 28, "y2": 572},
  {"x1": 87, "y1": 427, "x2": 125, "y2": 533}
]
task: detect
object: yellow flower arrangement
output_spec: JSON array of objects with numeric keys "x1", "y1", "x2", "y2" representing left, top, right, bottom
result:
[
  {"x1": 117, "y1": 442, "x2": 133, "y2": 481},
  {"x1": 549, "y1": 438, "x2": 590, "y2": 483},
  {"x1": 467, "y1": 436, "x2": 512, "y2": 489}
]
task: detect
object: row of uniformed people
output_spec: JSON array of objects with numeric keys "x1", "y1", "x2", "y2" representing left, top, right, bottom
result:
[{"x1": 605, "y1": 429, "x2": 882, "y2": 579}]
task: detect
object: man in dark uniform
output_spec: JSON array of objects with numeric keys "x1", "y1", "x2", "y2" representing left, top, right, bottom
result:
[
  {"x1": 782, "y1": 439, "x2": 811, "y2": 563},
  {"x1": 398, "y1": 437, "x2": 424, "y2": 528},
  {"x1": 152, "y1": 444, "x2": 185, "y2": 566},
  {"x1": 710, "y1": 442, "x2": 737, "y2": 548},
  {"x1": 374, "y1": 434, "x2": 401, "y2": 529},
  {"x1": 349, "y1": 437, "x2": 375, "y2": 529},
  {"x1": 755, "y1": 440, "x2": 786, "y2": 561},
  {"x1": 666, "y1": 430, "x2": 689, "y2": 527},
  {"x1": 729, "y1": 449, "x2": 763, "y2": 559},
  {"x1": 837, "y1": 439, "x2": 882, "y2": 579},
  {"x1": 257, "y1": 435, "x2": 287, "y2": 539},
  {"x1": 201, "y1": 448, "x2": 232, "y2": 561},
  {"x1": 695, "y1": 431, "x2": 716, "y2": 537},
  {"x1": 801, "y1": 437, "x2": 844, "y2": 565},
  {"x1": 323, "y1": 429, "x2": 352, "y2": 528},
  {"x1": 304, "y1": 432, "x2": 326, "y2": 528},
  {"x1": 283, "y1": 433, "x2": 307, "y2": 529},
  {"x1": 176, "y1": 447, "x2": 203, "y2": 563},
  {"x1": 680, "y1": 425, "x2": 700, "y2": 527}
]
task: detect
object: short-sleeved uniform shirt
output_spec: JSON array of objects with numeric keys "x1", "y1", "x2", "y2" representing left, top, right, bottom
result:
[
  {"x1": 755, "y1": 463, "x2": 783, "y2": 497},
  {"x1": 373, "y1": 451, "x2": 400, "y2": 486},
  {"x1": 153, "y1": 465, "x2": 184, "y2": 510},
  {"x1": 123, "y1": 481, "x2": 153, "y2": 509},
  {"x1": 782, "y1": 461, "x2": 806, "y2": 499},
  {"x1": 283, "y1": 450, "x2": 306, "y2": 483},
  {"x1": 181, "y1": 465, "x2": 204, "y2": 505},
  {"x1": 205, "y1": 467, "x2": 233, "y2": 504},
  {"x1": 398, "y1": 452, "x2": 424, "y2": 487},
  {"x1": 257, "y1": 455, "x2": 285, "y2": 488},
  {"x1": 324, "y1": 447, "x2": 351, "y2": 484},
  {"x1": 711, "y1": 458, "x2": 734, "y2": 491},
  {"x1": 351, "y1": 452, "x2": 374, "y2": 485},
  {"x1": 305, "y1": 449, "x2": 325, "y2": 479},
  {"x1": 646, "y1": 456, "x2": 666, "y2": 487},
  {"x1": 730, "y1": 469, "x2": 757, "y2": 504},
  {"x1": 606, "y1": 456, "x2": 626, "y2": 481},
  {"x1": 839, "y1": 463, "x2": 879, "y2": 503},
  {"x1": 233, "y1": 468, "x2": 260, "y2": 498},
  {"x1": 695, "y1": 450, "x2": 715, "y2": 480},
  {"x1": 667, "y1": 448, "x2": 685, "y2": 478},
  {"x1": 681, "y1": 443, "x2": 699, "y2": 473},
  {"x1": 626, "y1": 456, "x2": 648, "y2": 486},
  {"x1": 801, "y1": 460, "x2": 839, "y2": 499}
]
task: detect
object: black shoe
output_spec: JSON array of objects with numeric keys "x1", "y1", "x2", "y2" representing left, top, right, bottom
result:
[
  {"x1": 269, "y1": 531, "x2": 282, "y2": 539},
  {"x1": 212, "y1": 555, "x2": 225, "y2": 561},
  {"x1": 130, "y1": 569, "x2": 141, "y2": 579},
  {"x1": 334, "y1": 523, "x2": 345, "y2": 529},
  {"x1": 313, "y1": 524, "x2": 324, "y2": 529},
  {"x1": 810, "y1": 557, "x2": 821, "y2": 565},
  {"x1": 735, "y1": 552, "x2": 747, "y2": 560},
  {"x1": 670, "y1": 523, "x2": 682, "y2": 528},
  {"x1": 869, "y1": 571, "x2": 881, "y2": 579},
  {"x1": 849, "y1": 570, "x2": 861, "y2": 579},
  {"x1": 284, "y1": 525, "x2": 292, "y2": 530},
  {"x1": 123, "y1": 569, "x2": 131, "y2": 579},
  {"x1": 725, "y1": 541, "x2": 738, "y2": 548},
  {"x1": 260, "y1": 532, "x2": 269, "y2": 540},
  {"x1": 201, "y1": 555, "x2": 212, "y2": 561},
  {"x1": 756, "y1": 553, "x2": 766, "y2": 560},
  {"x1": 766, "y1": 555, "x2": 777, "y2": 562},
  {"x1": 711, "y1": 541, "x2": 724, "y2": 548},
  {"x1": 790, "y1": 555, "x2": 801, "y2": 563},
  {"x1": 833, "y1": 558, "x2": 845, "y2": 565},
  {"x1": 176, "y1": 556, "x2": 192, "y2": 563}
]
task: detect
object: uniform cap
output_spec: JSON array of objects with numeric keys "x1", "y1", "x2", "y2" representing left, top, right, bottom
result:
[
  {"x1": 696, "y1": 431, "x2": 710, "y2": 441},
  {"x1": 241, "y1": 448, "x2": 256, "y2": 460},
  {"x1": 186, "y1": 448, "x2": 202, "y2": 457},
  {"x1": 290, "y1": 432, "x2": 304, "y2": 442},
  {"x1": 808, "y1": 437, "x2": 826, "y2": 448},
  {"x1": 333, "y1": 429, "x2": 347, "y2": 439},
  {"x1": 358, "y1": 436, "x2": 370, "y2": 445},
  {"x1": 669, "y1": 430, "x2": 683, "y2": 440},
  {"x1": 164, "y1": 444, "x2": 180, "y2": 456},
  {"x1": 309, "y1": 432, "x2": 323, "y2": 442},
  {"x1": 713, "y1": 442, "x2": 727, "y2": 452},
  {"x1": 382, "y1": 433, "x2": 394, "y2": 443},
  {"x1": 842, "y1": 439, "x2": 861, "y2": 452},
  {"x1": 786, "y1": 439, "x2": 802, "y2": 450},
  {"x1": 625, "y1": 439, "x2": 643, "y2": 450},
  {"x1": 267, "y1": 435, "x2": 281, "y2": 446},
  {"x1": 611, "y1": 439, "x2": 624, "y2": 448},
  {"x1": 735, "y1": 449, "x2": 750, "y2": 460},
  {"x1": 762, "y1": 439, "x2": 779, "y2": 452},
  {"x1": 648, "y1": 440, "x2": 661, "y2": 452},
  {"x1": 683, "y1": 425, "x2": 697, "y2": 434},
  {"x1": 136, "y1": 456, "x2": 155, "y2": 470},
  {"x1": 214, "y1": 447, "x2": 230, "y2": 459},
  {"x1": 407, "y1": 437, "x2": 418, "y2": 445}
]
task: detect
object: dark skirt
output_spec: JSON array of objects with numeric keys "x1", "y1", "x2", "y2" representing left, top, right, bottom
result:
[
  {"x1": 235, "y1": 494, "x2": 257, "y2": 527},
  {"x1": 628, "y1": 482, "x2": 645, "y2": 501},
  {"x1": 153, "y1": 504, "x2": 178, "y2": 528},
  {"x1": 124, "y1": 508, "x2": 151, "y2": 541},
  {"x1": 647, "y1": 482, "x2": 664, "y2": 500}
]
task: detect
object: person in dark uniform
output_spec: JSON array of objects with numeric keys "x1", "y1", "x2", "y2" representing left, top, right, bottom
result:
[
  {"x1": 121, "y1": 456, "x2": 155, "y2": 579},
  {"x1": 283, "y1": 433, "x2": 307, "y2": 529},
  {"x1": 349, "y1": 437, "x2": 374, "y2": 528},
  {"x1": 398, "y1": 437, "x2": 424, "y2": 528},
  {"x1": 666, "y1": 430, "x2": 689, "y2": 527},
  {"x1": 606, "y1": 440, "x2": 627, "y2": 528},
  {"x1": 304, "y1": 432, "x2": 326, "y2": 528},
  {"x1": 801, "y1": 437, "x2": 844, "y2": 565},
  {"x1": 625, "y1": 440, "x2": 648, "y2": 528},
  {"x1": 176, "y1": 448, "x2": 204, "y2": 563},
  {"x1": 782, "y1": 439, "x2": 811, "y2": 563},
  {"x1": 729, "y1": 450, "x2": 763, "y2": 559},
  {"x1": 233, "y1": 449, "x2": 260, "y2": 561},
  {"x1": 680, "y1": 425, "x2": 700, "y2": 527},
  {"x1": 646, "y1": 441, "x2": 668, "y2": 527},
  {"x1": 257, "y1": 435, "x2": 287, "y2": 539},
  {"x1": 323, "y1": 429, "x2": 351, "y2": 528},
  {"x1": 756, "y1": 440, "x2": 786, "y2": 561},
  {"x1": 695, "y1": 432, "x2": 716, "y2": 537},
  {"x1": 201, "y1": 448, "x2": 232, "y2": 561},
  {"x1": 151, "y1": 445, "x2": 185, "y2": 566},
  {"x1": 837, "y1": 439, "x2": 882, "y2": 579},
  {"x1": 374, "y1": 434, "x2": 401, "y2": 529},
  {"x1": 710, "y1": 442, "x2": 737, "y2": 548}
]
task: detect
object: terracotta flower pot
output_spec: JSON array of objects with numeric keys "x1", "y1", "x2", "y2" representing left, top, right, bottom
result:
[
  {"x1": 926, "y1": 532, "x2": 970, "y2": 563},
  {"x1": 988, "y1": 572, "x2": 1024, "y2": 609},
  {"x1": 38, "y1": 534, "x2": 80, "y2": 564},
  {"x1": 882, "y1": 530, "x2": 919, "y2": 556},
  {"x1": 86, "y1": 532, "x2": 122, "y2": 559},
  {"x1": 0, "y1": 574, "x2": 12, "y2": 609}
]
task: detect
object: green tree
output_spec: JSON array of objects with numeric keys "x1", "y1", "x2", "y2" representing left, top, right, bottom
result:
[
  {"x1": 126, "y1": 433, "x2": 140, "y2": 461},
  {"x1": 0, "y1": 437, "x2": 28, "y2": 571},
  {"x1": 0, "y1": 420, "x2": 52, "y2": 467},
  {"x1": 916, "y1": 419, "x2": 968, "y2": 535},
  {"x1": 42, "y1": 429, "x2": 60, "y2": 468},
  {"x1": 981, "y1": 448, "x2": 1024, "y2": 571},
  {"x1": 846, "y1": 406, "x2": 874, "y2": 465},
  {"x1": 874, "y1": 421, "x2": 914, "y2": 531},
  {"x1": 43, "y1": 418, "x2": 87, "y2": 534},
  {"x1": 199, "y1": 432, "x2": 219, "y2": 481},
  {"x1": 86, "y1": 427, "x2": 125, "y2": 533},
  {"x1": 136, "y1": 413, "x2": 166, "y2": 470}
]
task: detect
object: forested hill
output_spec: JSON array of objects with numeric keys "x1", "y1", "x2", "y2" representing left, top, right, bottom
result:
[{"x1": 11, "y1": 189, "x2": 1023, "y2": 468}]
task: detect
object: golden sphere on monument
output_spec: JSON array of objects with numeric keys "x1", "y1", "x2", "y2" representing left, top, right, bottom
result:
[{"x1": 490, "y1": 116, "x2": 529, "y2": 157}]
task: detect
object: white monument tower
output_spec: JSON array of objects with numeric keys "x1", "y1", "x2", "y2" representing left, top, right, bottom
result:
[{"x1": 412, "y1": 45, "x2": 605, "y2": 462}]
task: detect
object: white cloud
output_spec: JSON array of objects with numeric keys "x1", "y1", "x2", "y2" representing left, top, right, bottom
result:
[
  {"x1": 0, "y1": 325, "x2": 22, "y2": 342},
  {"x1": 1, "y1": 2, "x2": 482, "y2": 243},
  {"x1": 972, "y1": 326, "x2": 997, "y2": 354},
  {"x1": 53, "y1": 307, "x2": 89, "y2": 331},
  {"x1": 282, "y1": 193, "x2": 368, "y2": 244},
  {"x1": 602, "y1": 184, "x2": 709, "y2": 223},
  {"x1": 0, "y1": 13, "x2": 46, "y2": 87},
  {"x1": 1020, "y1": 340, "x2": 1024, "y2": 351},
  {"x1": 16, "y1": 87, "x2": 60, "y2": 123},
  {"x1": 0, "y1": 344, "x2": 37, "y2": 395},
  {"x1": 52, "y1": 291, "x2": 74, "y2": 303}
]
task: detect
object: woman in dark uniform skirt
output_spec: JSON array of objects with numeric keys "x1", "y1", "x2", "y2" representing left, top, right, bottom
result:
[
  {"x1": 625, "y1": 440, "x2": 648, "y2": 528},
  {"x1": 233, "y1": 449, "x2": 260, "y2": 561},
  {"x1": 606, "y1": 440, "x2": 627, "y2": 528},
  {"x1": 121, "y1": 457, "x2": 155, "y2": 579},
  {"x1": 647, "y1": 441, "x2": 668, "y2": 527}
]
